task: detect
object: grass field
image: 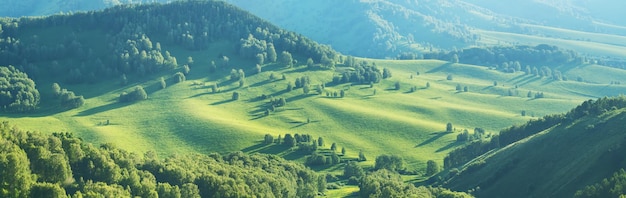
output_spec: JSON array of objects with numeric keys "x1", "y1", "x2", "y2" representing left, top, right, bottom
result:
[{"x1": 3, "y1": 27, "x2": 626, "y2": 179}]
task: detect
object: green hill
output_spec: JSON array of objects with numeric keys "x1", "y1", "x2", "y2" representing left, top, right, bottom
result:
[
  {"x1": 0, "y1": 0, "x2": 625, "y2": 183},
  {"x1": 441, "y1": 96, "x2": 626, "y2": 197}
]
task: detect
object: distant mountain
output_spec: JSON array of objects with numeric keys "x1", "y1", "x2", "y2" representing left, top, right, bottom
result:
[
  {"x1": 225, "y1": 0, "x2": 626, "y2": 58},
  {"x1": 0, "y1": 0, "x2": 156, "y2": 17},
  {"x1": 441, "y1": 96, "x2": 626, "y2": 197},
  {"x1": 2, "y1": 0, "x2": 626, "y2": 59}
]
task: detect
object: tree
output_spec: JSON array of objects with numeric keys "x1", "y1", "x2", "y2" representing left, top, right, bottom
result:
[
  {"x1": 303, "y1": 85, "x2": 310, "y2": 94},
  {"x1": 52, "y1": 83, "x2": 61, "y2": 97},
  {"x1": 375, "y1": 154, "x2": 404, "y2": 172},
  {"x1": 267, "y1": 43, "x2": 277, "y2": 62},
  {"x1": 318, "y1": 137, "x2": 324, "y2": 147},
  {"x1": 341, "y1": 147, "x2": 346, "y2": 155},
  {"x1": 456, "y1": 84, "x2": 462, "y2": 91},
  {"x1": 426, "y1": 160, "x2": 440, "y2": 176},
  {"x1": 447, "y1": 74, "x2": 453, "y2": 80},
  {"x1": 120, "y1": 73, "x2": 128, "y2": 86},
  {"x1": 383, "y1": 68, "x2": 392, "y2": 79},
  {"x1": 159, "y1": 77, "x2": 166, "y2": 89},
  {"x1": 174, "y1": 72, "x2": 186, "y2": 83},
  {"x1": 358, "y1": 151, "x2": 367, "y2": 161},
  {"x1": 119, "y1": 86, "x2": 148, "y2": 102},
  {"x1": 264, "y1": 134, "x2": 274, "y2": 144},
  {"x1": 209, "y1": 61, "x2": 217, "y2": 73},
  {"x1": 280, "y1": 51, "x2": 293, "y2": 68},
  {"x1": 493, "y1": 81, "x2": 498, "y2": 86},
  {"x1": 306, "y1": 58, "x2": 314, "y2": 69},
  {"x1": 451, "y1": 54, "x2": 459, "y2": 63},
  {"x1": 330, "y1": 143, "x2": 337, "y2": 152},
  {"x1": 183, "y1": 64, "x2": 190, "y2": 74},
  {"x1": 187, "y1": 56, "x2": 194, "y2": 66},
  {"x1": 340, "y1": 90, "x2": 345, "y2": 98},
  {"x1": 256, "y1": 53, "x2": 264, "y2": 65},
  {"x1": 232, "y1": 92, "x2": 240, "y2": 100},
  {"x1": 446, "y1": 122, "x2": 453, "y2": 132},
  {"x1": 463, "y1": 86, "x2": 469, "y2": 92},
  {"x1": 255, "y1": 64, "x2": 262, "y2": 74},
  {"x1": 284, "y1": 134, "x2": 296, "y2": 147},
  {"x1": 395, "y1": 82, "x2": 401, "y2": 90}
]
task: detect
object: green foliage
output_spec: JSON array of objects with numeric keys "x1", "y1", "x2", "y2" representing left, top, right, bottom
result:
[
  {"x1": 343, "y1": 161, "x2": 365, "y2": 179},
  {"x1": 119, "y1": 86, "x2": 148, "y2": 103},
  {"x1": 232, "y1": 91, "x2": 240, "y2": 100},
  {"x1": 55, "y1": 83, "x2": 85, "y2": 109},
  {"x1": 426, "y1": 160, "x2": 440, "y2": 176},
  {"x1": 0, "y1": 65, "x2": 39, "y2": 112},
  {"x1": 281, "y1": 51, "x2": 293, "y2": 68},
  {"x1": 360, "y1": 169, "x2": 473, "y2": 198},
  {"x1": 174, "y1": 72, "x2": 186, "y2": 83},
  {"x1": 0, "y1": 122, "x2": 326, "y2": 198},
  {"x1": 575, "y1": 169, "x2": 626, "y2": 198},
  {"x1": 374, "y1": 154, "x2": 404, "y2": 172}
]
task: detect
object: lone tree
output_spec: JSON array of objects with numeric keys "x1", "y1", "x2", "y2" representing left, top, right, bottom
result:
[
  {"x1": 426, "y1": 160, "x2": 440, "y2": 176},
  {"x1": 446, "y1": 122, "x2": 453, "y2": 132},
  {"x1": 281, "y1": 51, "x2": 293, "y2": 68},
  {"x1": 232, "y1": 91, "x2": 240, "y2": 100}
]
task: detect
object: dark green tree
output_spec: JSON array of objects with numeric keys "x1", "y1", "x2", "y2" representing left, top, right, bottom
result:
[{"x1": 426, "y1": 160, "x2": 440, "y2": 176}]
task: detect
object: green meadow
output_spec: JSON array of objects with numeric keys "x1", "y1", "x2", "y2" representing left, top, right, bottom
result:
[{"x1": 4, "y1": 36, "x2": 623, "y2": 176}]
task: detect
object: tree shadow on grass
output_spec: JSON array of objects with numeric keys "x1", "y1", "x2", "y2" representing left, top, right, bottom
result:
[
  {"x1": 210, "y1": 99, "x2": 235, "y2": 105},
  {"x1": 286, "y1": 93, "x2": 316, "y2": 103},
  {"x1": 75, "y1": 101, "x2": 133, "y2": 117},
  {"x1": 436, "y1": 141, "x2": 464, "y2": 153},
  {"x1": 426, "y1": 63, "x2": 453, "y2": 74},
  {"x1": 416, "y1": 131, "x2": 451, "y2": 147}
]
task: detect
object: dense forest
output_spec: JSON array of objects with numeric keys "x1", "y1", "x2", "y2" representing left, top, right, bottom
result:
[
  {"x1": 0, "y1": 121, "x2": 475, "y2": 197},
  {"x1": 0, "y1": 121, "x2": 327, "y2": 197},
  {"x1": 0, "y1": 0, "x2": 339, "y2": 112}
]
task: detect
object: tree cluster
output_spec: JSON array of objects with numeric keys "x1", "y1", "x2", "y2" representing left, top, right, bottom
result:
[
  {"x1": 0, "y1": 65, "x2": 39, "y2": 112},
  {"x1": 52, "y1": 82, "x2": 85, "y2": 109},
  {"x1": 359, "y1": 169, "x2": 472, "y2": 198},
  {"x1": 119, "y1": 86, "x2": 148, "y2": 102},
  {"x1": 0, "y1": 122, "x2": 326, "y2": 198},
  {"x1": 424, "y1": 44, "x2": 582, "y2": 73},
  {"x1": 333, "y1": 60, "x2": 383, "y2": 85}
]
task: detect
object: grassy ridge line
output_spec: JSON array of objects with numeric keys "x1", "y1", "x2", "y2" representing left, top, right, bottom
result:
[
  {"x1": 476, "y1": 29, "x2": 626, "y2": 58},
  {"x1": 519, "y1": 23, "x2": 626, "y2": 47}
]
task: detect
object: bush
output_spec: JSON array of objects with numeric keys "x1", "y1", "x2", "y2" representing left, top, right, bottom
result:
[{"x1": 119, "y1": 86, "x2": 148, "y2": 102}]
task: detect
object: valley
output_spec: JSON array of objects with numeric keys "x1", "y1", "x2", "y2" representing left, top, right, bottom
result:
[{"x1": 0, "y1": 0, "x2": 625, "y2": 197}]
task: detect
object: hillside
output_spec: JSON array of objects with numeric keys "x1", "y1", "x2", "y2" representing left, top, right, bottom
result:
[
  {"x1": 225, "y1": 0, "x2": 626, "y2": 59},
  {"x1": 441, "y1": 96, "x2": 626, "y2": 197},
  {"x1": 0, "y1": 0, "x2": 625, "y2": 185}
]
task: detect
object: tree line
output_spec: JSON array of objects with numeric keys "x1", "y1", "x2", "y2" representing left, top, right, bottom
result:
[
  {"x1": 444, "y1": 96, "x2": 626, "y2": 169},
  {"x1": 0, "y1": 0, "x2": 339, "y2": 86},
  {"x1": 0, "y1": 121, "x2": 326, "y2": 197}
]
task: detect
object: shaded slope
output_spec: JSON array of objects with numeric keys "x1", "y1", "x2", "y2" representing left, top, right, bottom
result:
[{"x1": 444, "y1": 99, "x2": 626, "y2": 197}]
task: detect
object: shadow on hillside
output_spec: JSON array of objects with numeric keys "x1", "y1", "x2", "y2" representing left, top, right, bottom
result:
[
  {"x1": 416, "y1": 131, "x2": 451, "y2": 147},
  {"x1": 290, "y1": 120, "x2": 319, "y2": 129},
  {"x1": 249, "y1": 79, "x2": 276, "y2": 88},
  {"x1": 436, "y1": 141, "x2": 464, "y2": 153},
  {"x1": 76, "y1": 101, "x2": 133, "y2": 117},
  {"x1": 426, "y1": 63, "x2": 453, "y2": 73},
  {"x1": 286, "y1": 93, "x2": 316, "y2": 103},
  {"x1": 210, "y1": 99, "x2": 235, "y2": 105}
]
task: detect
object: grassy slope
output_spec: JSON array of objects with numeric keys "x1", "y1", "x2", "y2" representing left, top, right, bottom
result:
[
  {"x1": 3, "y1": 25, "x2": 626, "y2": 176},
  {"x1": 444, "y1": 108, "x2": 626, "y2": 197}
]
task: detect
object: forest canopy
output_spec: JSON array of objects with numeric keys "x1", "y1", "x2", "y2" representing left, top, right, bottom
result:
[{"x1": 0, "y1": 65, "x2": 39, "y2": 112}]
